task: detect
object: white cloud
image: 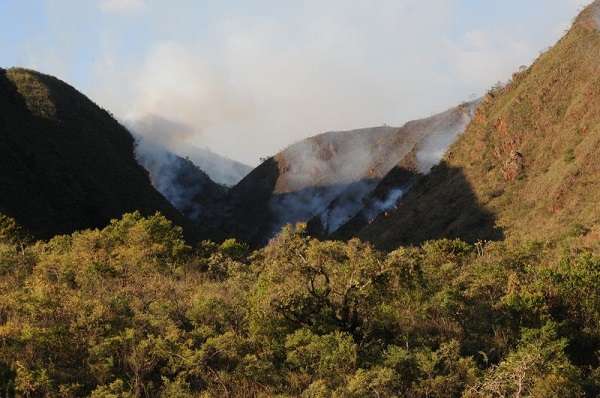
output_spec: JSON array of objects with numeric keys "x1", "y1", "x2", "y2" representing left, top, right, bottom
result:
[
  {"x1": 444, "y1": 29, "x2": 533, "y2": 88},
  {"x1": 90, "y1": 0, "x2": 460, "y2": 164},
  {"x1": 83, "y1": 0, "x2": 586, "y2": 165},
  {"x1": 99, "y1": 0, "x2": 145, "y2": 13}
]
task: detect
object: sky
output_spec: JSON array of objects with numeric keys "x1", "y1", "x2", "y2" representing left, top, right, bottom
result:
[{"x1": 0, "y1": 0, "x2": 592, "y2": 165}]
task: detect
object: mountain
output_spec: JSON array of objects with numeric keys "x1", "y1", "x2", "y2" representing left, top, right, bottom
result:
[
  {"x1": 354, "y1": 0, "x2": 600, "y2": 250},
  {"x1": 176, "y1": 145, "x2": 252, "y2": 187},
  {"x1": 329, "y1": 144, "x2": 420, "y2": 239},
  {"x1": 127, "y1": 115, "x2": 252, "y2": 187},
  {"x1": 218, "y1": 102, "x2": 477, "y2": 246},
  {"x1": 0, "y1": 67, "x2": 190, "y2": 239},
  {"x1": 134, "y1": 138, "x2": 227, "y2": 235},
  {"x1": 310, "y1": 102, "x2": 479, "y2": 238}
]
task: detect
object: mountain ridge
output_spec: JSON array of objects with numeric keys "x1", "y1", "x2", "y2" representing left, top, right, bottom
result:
[
  {"x1": 128, "y1": 114, "x2": 252, "y2": 187},
  {"x1": 0, "y1": 67, "x2": 192, "y2": 240},
  {"x1": 355, "y1": 1, "x2": 600, "y2": 250},
  {"x1": 215, "y1": 102, "x2": 477, "y2": 246}
]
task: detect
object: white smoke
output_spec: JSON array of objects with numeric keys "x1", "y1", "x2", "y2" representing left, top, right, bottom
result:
[
  {"x1": 277, "y1": 127, "x2": 398, "y2": 191},
  {"x1": 415, "y1": 102, "x2": 478, "y2": 173},
  {"x1": 127, "y1": 115, "x2": 235, "y2": 221},
  {"x1": 264, "y1": 102, "x2": 480, "y2": 238},
  {"x1": 318, "y1": 180, "x2": 379, "y2": 234},
  {"x1": 13, "y1": 0, "x2": 580, "y2": 168},
  {"x1": 339, "y1": 100, "x2": 480, "y2": 230},
  {"x1": 94, "y1": 41, "x2": 255, "y2": 182},
  {"x1": 125, "y1": 114, "x2": 251, "y2": 186},
  {"x1": 364, "y1": 188, "x2": 406, "y2": 223},
  {"x1": 132, "y1": 135, "x2": 204, "y2": 220},
  {"x1": 266, "y1": 126, "x2": 404, "y2": 236},
  {"x1": 87, "y1": 0, "x2": 512, "y2": 167}
]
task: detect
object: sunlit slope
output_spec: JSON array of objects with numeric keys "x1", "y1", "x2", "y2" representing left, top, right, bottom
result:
[{"x1": 359, "y1": 1, "x2": 600, "y2": 250}]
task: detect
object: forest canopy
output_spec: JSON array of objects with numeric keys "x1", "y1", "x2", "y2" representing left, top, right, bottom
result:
[{"x1": 0, "y1": 212, "x2": 599, "y2": 397}]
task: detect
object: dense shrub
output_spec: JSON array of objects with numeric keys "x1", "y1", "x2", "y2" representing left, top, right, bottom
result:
[{"x1": 0, "y1": 214, "x2": 599, "y2": 397}]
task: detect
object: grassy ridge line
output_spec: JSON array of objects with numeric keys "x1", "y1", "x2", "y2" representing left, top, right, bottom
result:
[{"x1": 358, "y1": 2, "x2": 600, "y2": 252}]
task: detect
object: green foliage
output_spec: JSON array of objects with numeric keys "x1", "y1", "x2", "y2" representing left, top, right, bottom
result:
[
  {"x1": 0, "y1": 214, "x2": 26, "y2": 245},
  {"x1": 219, "y1": 239, "x2": 250, "y2": 261},
  {"x1": 285, "y1": 329, "x2": 357, "y2": 381},
  {"x1": 467, "y1": 322, "x2": 583, "y2": 397},
  {"x1": 1, "y1": 214, "x2": 599, "y2": 396}
]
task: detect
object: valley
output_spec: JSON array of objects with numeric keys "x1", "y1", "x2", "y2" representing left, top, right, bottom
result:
[{"x1": 1, "y1": 1, "x2": 600, "y2": 397}]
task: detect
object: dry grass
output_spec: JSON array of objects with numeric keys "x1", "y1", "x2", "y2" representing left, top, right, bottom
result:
[{"x1": 359, "y1": 1, "x2": 600, "y2": 253}]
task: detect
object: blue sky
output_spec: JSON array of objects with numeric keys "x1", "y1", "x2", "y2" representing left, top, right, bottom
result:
[{"x1": 0, "y1": 0, "x2": 591, "y2": 164}]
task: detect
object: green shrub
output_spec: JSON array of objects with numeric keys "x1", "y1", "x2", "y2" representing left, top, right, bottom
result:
[{"x1": 1, "y1": 213, "x2": 599, "y2": 396}]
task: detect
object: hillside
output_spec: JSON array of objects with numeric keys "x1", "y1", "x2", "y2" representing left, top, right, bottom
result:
[
  {"x1": 134, "y1": 138, "x2": 227, "y2": 236},
  {"x1": 129, "y1": 115, "x2": 252, "y2": 186},
  {"x1": 0, "y1": 67, "x2": 190, "y2": 239},
  {"x1": 176, "y1": 145, "x2": 252, "y2": 187},
  {"x1": 312, "y1": 101, "x2": 478, "y2": 239},
  {"x1": 357, "y1": 0, "x2": 600, "y2": 250},
  {"x1": 219, "y1": 103, "x2": 476, "y2": 246}
]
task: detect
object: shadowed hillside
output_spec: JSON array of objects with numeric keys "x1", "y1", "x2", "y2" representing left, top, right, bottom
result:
[
  {"x1": 128, "y1": 114, "x2": 252, "y2": 187},
  {"x1": 133, "y1": 138, "x2": 227, "y2": 234},
  {"x1": 351, "y1": 162, "x2": 504, "y2": 250},
  {"x1": 220, "y1": 103, "x2": 477, "y2": 246},
  {"x1": 328, "y1": 146, "x2": 422, "y2": 240},
  {"x1": 0, "y1": 68, "x2": 190, "y2": 239},
  {"x1": 357, "y1": 0, "x2": 600, "y2": 249}
]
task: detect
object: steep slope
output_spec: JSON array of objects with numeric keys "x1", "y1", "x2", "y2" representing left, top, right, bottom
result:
[
  {"x1": 134, "y1": 139, "x2": 227, "y2": 235},
  {"x1": 357, "y1": 1, "x2": 600, "y2": 250},
  {"x1": 128, "y1": 115, "x2": 252, "y2": 187},
  {"x1": 221, "y1": 102, "x2": 476, "y2": 245},
  {"x1": 330, "y1": 145, "x2": 420, "y2": 239},
  {"x1": 178, "y1": 145, "x2": 252, "y2": 187},
  {"x1": 0, "y1": 67, "x2": 190, "y2": 239},
  {"x1": 312, "y1": 101, "x2": 478, "y2": 238}
]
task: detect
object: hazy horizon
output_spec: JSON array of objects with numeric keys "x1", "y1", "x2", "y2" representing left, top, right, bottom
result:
[{"x1": 0, "y1": 0, "x2": 591, "y2": 165}]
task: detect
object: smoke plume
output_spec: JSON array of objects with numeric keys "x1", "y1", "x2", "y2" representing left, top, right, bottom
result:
[
  {"x1": 415, "y1": 101, "x2": 478, "y2": 174},
  {"x1": 126, "y1": 114, "x2": 251, "y2": 187},
  {"x1": 88, "y1": 1, "x2": 528, "y2": 167},
  {"x1": 128, "y1": 116, "x2": 231, "y2": 221},
  {"x1": 132, "y1": 135, "x2": 205, "y2": 220},
  {"x1": 363, "y1": 188, "x2": 407, "y2": 223},
  {"x1": 266, "y1": 126, "x2": 403, "y2": 236},
  {"x1": 317, "y1": 180, "x2": 379, "y2": 234},
  {"x1": 302, "y1": 101, "x2": 479, "y2": 236}
]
